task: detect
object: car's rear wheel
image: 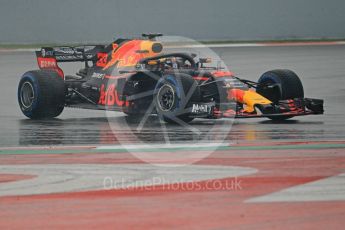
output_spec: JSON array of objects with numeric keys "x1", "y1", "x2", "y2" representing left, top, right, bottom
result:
[
  {"x1": 257, "y1": 69, "x2": 304, "y2": 121},
  {"x1": 18, "y1": 70, "x2": 65, "y2": 119},
  {"x1": 154, "y1": 74, "x2": 200, "y2": 124}
]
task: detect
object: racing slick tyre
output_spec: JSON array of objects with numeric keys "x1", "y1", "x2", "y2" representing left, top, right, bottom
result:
[
  {"x1": 257, "y1": 69, "x2": 304, "y2": 121},
  {"x1": 154, "y1": 74, "x2": 200, "y2": 124},
  {"x1": 18, "y1": 70, "x2": 65, "y2": 119}
]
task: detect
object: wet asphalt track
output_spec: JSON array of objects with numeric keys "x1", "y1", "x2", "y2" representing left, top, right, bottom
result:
[
  {"x1": 0, "y1": 45, "x2": 344, "y2": 146},
  {"x1": 1, "y1": 44, "x2": 345, "y2": 230}
]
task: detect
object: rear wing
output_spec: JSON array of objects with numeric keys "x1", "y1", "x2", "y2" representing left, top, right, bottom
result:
[
  {"x1": 36, "y1": 45, "x2": 105, "y2": 62},
  {"x1": 35, "y1": 45, "x2": 105, "y2": 78}
]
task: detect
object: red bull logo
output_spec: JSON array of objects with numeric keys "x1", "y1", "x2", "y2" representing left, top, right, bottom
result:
[{"x1": 103, "y1": 40, "x2": 163, "y2": 69}]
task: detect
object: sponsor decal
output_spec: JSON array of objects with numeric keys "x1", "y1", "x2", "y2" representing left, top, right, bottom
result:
[
  {"x1": 223, "y1": 78, "x2": 246, "y2": 89},
  {"x1": 96, "y1": 53, "x2": 108, "y2": 67},
  {"x1": 41, "y1": 48, "x2": 54, "y2": 57},
  {"x1": 41, "y1": 49, "x2": 46, "y2": 57},
  {"x1": 98, "y1": 83, "x2": 129, "y2": 107},
  {"x1": 192, "y1": 104, "x2": 212, "y2": 114},
  {"x1": 39, "y1": 60, "x2": 57, "y2": 68},
  {"x1": 55, "y1": 47, "x2": 75, "y2": 54},
  {"x1": 37, "y1": 57, "x2": 64, "y2": 78},
  {"x1": 55, "y1": 54, "x2": 94, "y2": 61},
  {"x1": 92, "y1": 73, "x2": 106, "y2": 79},
  {"x1": 104, "y1": 40, "x2": 161, "y2": 69},
  {"x1": 212, "y1": 71, "x2": 234, "y2": 78}
]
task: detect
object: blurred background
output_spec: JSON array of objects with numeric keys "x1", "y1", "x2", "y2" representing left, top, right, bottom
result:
[{"x1": 0, "y1": 0, "x2": 344, "y2": 44}]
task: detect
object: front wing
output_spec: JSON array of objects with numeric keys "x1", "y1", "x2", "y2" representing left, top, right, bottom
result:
[{"x1": 190, "y1": 98, "x2": 324, "y2": 119}]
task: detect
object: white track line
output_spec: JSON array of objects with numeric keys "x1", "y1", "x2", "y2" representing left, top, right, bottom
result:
[
  {"x1": 0, "y1": 146, "x2": 96, "y2": 151},
  {"x1": 0, "y1": 142, "x2": 231, "y2": 151},
  {"x1": 0, "y1": 48, "x2": 37, "y2": 52},
  {"x1": 0, "y1": 164, "x2": 257, "y2": 196},
  {"x1": 247, "y1": 173, "x2": 345, "y2": 203},
  {"x1": 96, "y1": 142, "x2": 230, "y2": 150}
]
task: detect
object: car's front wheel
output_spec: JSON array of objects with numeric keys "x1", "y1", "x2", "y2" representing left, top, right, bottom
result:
[
  {"x1": 256, "y1": 69, "x2": 304, "y2": 121},
  {"x1": 154, "y1": 74, "x2": 200, "y2": 124}
]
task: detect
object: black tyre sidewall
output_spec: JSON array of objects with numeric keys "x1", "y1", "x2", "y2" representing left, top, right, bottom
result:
[
  {"x1": 257, "y1": 69, "x2": 304, "y2": 121},
  {"x1": 18, "y1": 70, "x2": 65, "y2": 119},
  {"x1": 155, "y1": 74, "x2": 199, "y2": 123},
  {"x1": 257, "y1": 69, "x2": 304, "y2": 103}
]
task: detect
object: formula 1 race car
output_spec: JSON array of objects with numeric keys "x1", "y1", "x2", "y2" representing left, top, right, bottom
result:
[{"x1": 18, "y1": 34, "x2": 324, "y2": 123}]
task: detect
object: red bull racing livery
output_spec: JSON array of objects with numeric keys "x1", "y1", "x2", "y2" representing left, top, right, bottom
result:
[{"x1": 18, "y1": 34, "x2": 324, "y2": 123}]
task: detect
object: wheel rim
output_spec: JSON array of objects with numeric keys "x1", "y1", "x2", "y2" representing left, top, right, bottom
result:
[
  {"x1": 157, "y1": 84, "x2": 175, "y2": 112},
  {"x1": 20, "y1": 81, "x2": 35, "y2": 109}
]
